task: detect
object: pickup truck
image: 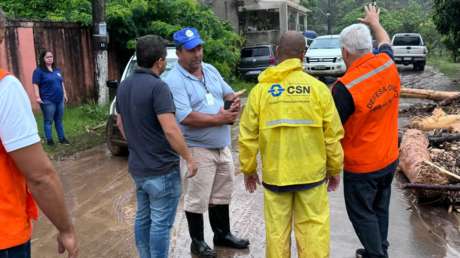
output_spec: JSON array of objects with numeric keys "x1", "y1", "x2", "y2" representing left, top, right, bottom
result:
[{"x1": 391, "y1": 33, "x2": 428, "y2": 71}]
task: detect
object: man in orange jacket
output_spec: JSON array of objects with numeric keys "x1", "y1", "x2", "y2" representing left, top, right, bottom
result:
[
  {"x1": 332, "y1": 4, "x2": 400, "y2": 258},
  {"x1": 0, "y1": 9, "x2": 78, "y2": 258}
]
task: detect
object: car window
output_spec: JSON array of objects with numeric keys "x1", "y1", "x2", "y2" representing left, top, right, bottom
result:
[
  {"x1": 123, "y1": 59, "x2": 176, "y2": 80},
  {"x1": 309, "y1": 38, "x2": 340, "y2": 49},
  {"x1": 393, "y1": 36, "x2": 422, "y2": 46},
  {"x1": 241, "y1": 47, "x2": 270, "y2": 58}
]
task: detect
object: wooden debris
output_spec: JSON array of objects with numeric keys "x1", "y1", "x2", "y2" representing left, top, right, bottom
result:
[
  {"x1": 399, "y1": 129, "x2": 449, "y2": 184},
  {"x1": 423, "y1": 160, "x2": 460, "y2": 181},
  {"x1": 401, "y1": 87, "x2": 460, "y2": 101},
  {"x1": 403, "y1": 183, "x2": 460, "y2": 191},
  {"x1": 410, "y1": 108, "x2": 460, "y2": 132},
  {"x1": 428, "y1": 133, "x2": 460, "y2": 145}
]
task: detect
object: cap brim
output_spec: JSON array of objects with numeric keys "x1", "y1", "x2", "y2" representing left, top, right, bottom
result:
[{"x1": 183, "y1": 38, "x2": 204, "y2": 50}]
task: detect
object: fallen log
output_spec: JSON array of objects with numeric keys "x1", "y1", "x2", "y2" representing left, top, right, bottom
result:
[
  {"x1": 399, "y1": 129, "x2": 449, "y2": 184},
  {"x1": 403, "y1": 183, "x2": 460, "y2": 191},
  {"x1": 429, "y1": 134, "x2": 460, "y2": 145},
  {"x1": 410, "y1": 108, "x2": 460, "y2": 133},
  {"x1": 401, "y1": 87, "x2": 460, "y2": 101}
]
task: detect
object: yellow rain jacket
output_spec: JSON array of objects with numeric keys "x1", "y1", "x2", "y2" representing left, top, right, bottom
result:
[{"x1": 239, "y1": 58, "x2": 344, "y2": 186}]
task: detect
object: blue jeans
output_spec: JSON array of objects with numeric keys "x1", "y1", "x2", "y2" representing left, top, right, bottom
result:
[
  {"x1": 0, "y1": 241, "x2": 30, "y2": 258},
  {"x1": 40, "y1": 100, "x2": 65, "y2": 141},
  {"x1": 132, "y1": 169, "x2": 181, "y2": 258}
]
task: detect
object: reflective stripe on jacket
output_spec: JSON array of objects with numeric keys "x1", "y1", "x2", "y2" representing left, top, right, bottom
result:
[
  {"x1": 239, "y1": 59, "x2": 344, "y2": 186},
  {"x1": 0, "y1": 69, "x2": 38, "y2": 249},
  {"x1": 338, "y1": 53, "x2": 400, "y2": 173}
]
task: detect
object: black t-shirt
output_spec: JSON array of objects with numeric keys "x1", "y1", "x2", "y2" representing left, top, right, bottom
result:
[{"x1": 116, "y1": 68, "x2": 179, "y2": 177}]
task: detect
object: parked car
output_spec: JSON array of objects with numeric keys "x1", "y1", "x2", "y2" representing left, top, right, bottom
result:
[
  {"x1": 303, "y1": 30, "x2": 317, "y2": 49},
  {"x1": 391, "y1": 33, "x2": 428, "y2": 71},
  {"x1": 304, "y1": 35, "x2": 346, "y2": 77},
  {"x1": 238, "y1": 44, "x2": 276, "y2": 80},
  {"x1": 105, "y1": 47, "x2": 178, "y2": 156}
]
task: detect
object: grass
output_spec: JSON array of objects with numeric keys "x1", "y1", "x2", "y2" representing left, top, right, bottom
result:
[
  {"x1": 35, "y1": 103, "x2": 109, "y2": 158},
  {"x1": 230, "y1": 79, "x2": 257, "y2": 95},
  {"x1": 428, "y1": 55, "x2": 460, "y2": 81}
]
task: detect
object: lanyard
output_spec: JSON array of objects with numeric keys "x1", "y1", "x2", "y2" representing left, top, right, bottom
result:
[{"x1": 200, "y1": 71, "x2": 210, "y2": 93}]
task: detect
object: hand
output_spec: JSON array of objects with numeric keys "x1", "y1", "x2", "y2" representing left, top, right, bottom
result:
[
  {"x1": 36, "y1": 97, "x2": 43, "y2": 104},
  {"x1": 185, "y1": 159, "x2": 198, "y2": 178},
  {"x1": 358, "y1": 3, "x2": 381, "y2": 28},
  {"x1": 244, "y1": 173, "x2": 260, "y2": 193},
  {"x1": 64, "y1": 95, "x2": 69, "y2": 104},
  {"x1": 327, "y1": 175, "x2": 340, "y2": 192},
  {"x1": 229, "y1": 97, "x2": 241, "y2": 112},
  {"x1": 217, "y1": 107, "x2": 238, "y2": 124},
  {"x1": 57, "y1": 229, "x2": 79, "y2": 258}
]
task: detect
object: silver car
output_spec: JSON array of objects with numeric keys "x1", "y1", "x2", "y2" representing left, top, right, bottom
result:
[
  {"x1": 304, "y1": 35, "x2": 346, "y2": 77},
  {"x1": 105, "y1": 47, "x2": 178, "y2": 155}
]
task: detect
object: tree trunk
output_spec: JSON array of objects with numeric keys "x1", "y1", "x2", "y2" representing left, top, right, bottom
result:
[
  {"x1": 410, "y1": 108, "x2": 460, "y2": 133},
  {"x1": 399, "y1": 129, "x2": 432, "y2": 183},
  {"x1": 429, "y1": 133, "x2": 460, "y2": 145},
  {"x1": 400, "y1": 87, "x2": 460, "y2": 101},
  {"x1": 399, "y1": 129, "x2": 450, "y2": 185}
]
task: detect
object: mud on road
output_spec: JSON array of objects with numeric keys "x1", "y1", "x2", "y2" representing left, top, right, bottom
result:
[{"x1": 31, "y1": 65, "x2": 460, "y2": 258}]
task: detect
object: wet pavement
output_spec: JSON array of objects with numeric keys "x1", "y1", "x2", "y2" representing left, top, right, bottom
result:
[{"x1": 31, "y1": 65, "x2": 460, "y2": 258}]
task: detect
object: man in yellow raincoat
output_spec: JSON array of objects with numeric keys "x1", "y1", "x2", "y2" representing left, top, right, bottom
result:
[{"x1": 239, "y1": 31, "x2": 344, "y2": 258}]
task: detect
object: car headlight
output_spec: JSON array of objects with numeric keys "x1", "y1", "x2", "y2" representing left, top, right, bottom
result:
[
  {"x1": 304, "y1": 57, "x2": 310, "y2": 63},
  {"x1": 336, "y1": 57, "x2": 343, "y2": 62}
]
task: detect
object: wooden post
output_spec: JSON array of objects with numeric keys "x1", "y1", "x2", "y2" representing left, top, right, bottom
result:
[{"x1": 92, "y1": 0, "x2": 109, "y2": 105}]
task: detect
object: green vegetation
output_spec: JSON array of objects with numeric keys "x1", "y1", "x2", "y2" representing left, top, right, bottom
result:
[
  {"x1": 0, "y1": 0, "x2": 242, "y2": 81},
  {"x1": 35, "y1": 103, "x2": 108, "y2": 157},
  {"x1": 433, "y1": 0, "x2": 460, "y2": 62},
  {"x1": 428, "y1": 55, "x2": 460, "y2": 81},
  {"x1": 301, "y1": 1, "x2": 446, "y2": 59},
  {"x1": 231, "y1": 79, "x2": 256, "y2": 94}
]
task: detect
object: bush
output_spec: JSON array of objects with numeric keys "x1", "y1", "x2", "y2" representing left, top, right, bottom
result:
[
  {"x1": 1, "y1": 0, "x2": 243, "y2": 80},
  {"x1": 106, "y1": 0, "x2": 242, "y2": 79}
]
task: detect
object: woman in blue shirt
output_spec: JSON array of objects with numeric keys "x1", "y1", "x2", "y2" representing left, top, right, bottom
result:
[{"x1": 32, "y1": 50, "x2": 70, "y2": 146}]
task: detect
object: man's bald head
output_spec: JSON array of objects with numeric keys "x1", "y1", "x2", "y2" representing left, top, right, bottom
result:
[{"x1": 276, "y1": 31, "x2": 306, "y2": 62}]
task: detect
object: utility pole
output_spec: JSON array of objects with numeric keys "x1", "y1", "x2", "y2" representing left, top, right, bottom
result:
[{"x1": 92, "y1": 0, "x2": 109, "y2": 105}]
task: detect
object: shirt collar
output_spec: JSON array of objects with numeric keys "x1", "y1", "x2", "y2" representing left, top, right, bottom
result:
[
  {"x1": 135, "y1": 67, "x2": 160, "y2": 78},
  {"x1": 176, "y1": 62, "x2": 204, "y2": 81}
]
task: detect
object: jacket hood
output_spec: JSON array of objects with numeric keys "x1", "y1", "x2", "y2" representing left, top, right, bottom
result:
[{"x1": 258, "y1": 58, "x2": 303, "y2": 83}]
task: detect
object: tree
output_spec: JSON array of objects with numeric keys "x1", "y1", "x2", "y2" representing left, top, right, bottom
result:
[
  {"x1": 0, "y1": 0, "x2": 242, "y2": 80},
  {"x1": 433, "y1": 0, "x2": 460, "y2": 61}
]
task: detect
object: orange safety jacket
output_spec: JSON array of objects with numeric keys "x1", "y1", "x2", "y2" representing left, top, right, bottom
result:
[
  {"x1": 0, "y1": 69, "x2": 38, "y2": 250},
  {"x1": 337, "y1": 53, "x2": 400, "y2": 173}
]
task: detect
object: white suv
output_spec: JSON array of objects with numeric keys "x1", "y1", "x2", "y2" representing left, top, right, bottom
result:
[
  {"x1": 304, "y1": 35, "x2": 346, "y2": 77},
  {"x1": 391, "y1": 33, "x2": 428, "y2": 71},
  {"x1": 105, "y1": 47, "x2": 178, "y2": 155}
]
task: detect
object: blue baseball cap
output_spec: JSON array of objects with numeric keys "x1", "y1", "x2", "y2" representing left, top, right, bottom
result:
[{"x1": 173, "y1": 27, "x2": 204, "y2": 50}]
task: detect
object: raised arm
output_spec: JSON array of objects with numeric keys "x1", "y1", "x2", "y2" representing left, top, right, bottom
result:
[{"x1": 359, "y1": 3, "x2": 391, "y2": 46}]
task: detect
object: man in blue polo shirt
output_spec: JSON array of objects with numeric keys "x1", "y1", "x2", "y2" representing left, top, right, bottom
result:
[{"x1": 164, "y1": 27, "x2": 249, "y2": 258}]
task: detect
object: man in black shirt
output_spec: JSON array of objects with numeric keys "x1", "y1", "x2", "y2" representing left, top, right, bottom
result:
[{"x1": 116, "y1": 35, "x2": 197, "y2": 258}]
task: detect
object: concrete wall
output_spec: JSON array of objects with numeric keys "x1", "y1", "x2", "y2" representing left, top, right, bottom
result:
[
  {"x1": 201, "y1": 0, "x2": 239, "y2": 31},
  {"x1": 0, "y1": 20, "x2": 123, "y2": 110},
  {"x1": 245, "y1": 30, "x2": 281, "y2": 45}
]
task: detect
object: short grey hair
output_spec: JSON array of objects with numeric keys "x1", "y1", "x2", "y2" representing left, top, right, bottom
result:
[{"x1": 340, "y1": 23, "x2": 372, "y2": 55}]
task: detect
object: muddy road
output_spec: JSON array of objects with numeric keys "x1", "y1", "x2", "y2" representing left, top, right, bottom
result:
[{"x1": 31, "y1": 65, "x2": 460, "y2": 258}]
